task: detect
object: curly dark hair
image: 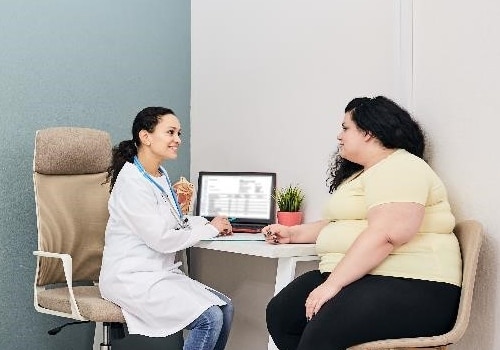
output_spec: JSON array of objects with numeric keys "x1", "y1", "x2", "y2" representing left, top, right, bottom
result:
[
  {"x1": 326, "y1": 96, "x2": 425, "y2": 193},
  {"x1": 104, "y1": 106, "x2": 175, "y2": 192}
]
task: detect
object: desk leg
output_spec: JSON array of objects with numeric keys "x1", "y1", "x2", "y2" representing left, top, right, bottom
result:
[
  {"x1": 268, "y1": 256, "x2": 319, "y2": 350},
  {"x1": 181, "y1": 248, "x2": 189, "y2": 276},
  {"x1": 273, "y1": 257, "x2": 298, "y2": 296},
  {"x1": 273, "y1": 256, "x2": 319, "y2": 296}
]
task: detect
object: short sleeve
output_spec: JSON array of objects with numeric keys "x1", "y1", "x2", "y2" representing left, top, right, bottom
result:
[{"x1": 363, "y1": 154, "x2": 430, "y2": 209}]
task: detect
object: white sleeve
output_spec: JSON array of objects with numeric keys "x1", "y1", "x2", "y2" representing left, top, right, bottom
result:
[
  {"x1": 186, "y1": 215, "x2": 210, "y2": 226},
  {"x1": 110, "y1": 173, "x2": 219, "y2": 254}
]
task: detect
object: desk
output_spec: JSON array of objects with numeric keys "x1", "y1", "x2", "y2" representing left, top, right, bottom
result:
[{"x1": 193, "y1": 240, "x2": 318, "y2": 350}]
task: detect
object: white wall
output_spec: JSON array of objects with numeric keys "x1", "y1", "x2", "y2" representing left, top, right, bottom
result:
[
  {"x1": 191, "y1": 0, "x2": 399, "y2": 221},
  {"x1": 191, "y1": 0, "x2": 499, "y2": 349},
  {"x1": 412, "y1": 1, "x2": 500, "y2": 348}
]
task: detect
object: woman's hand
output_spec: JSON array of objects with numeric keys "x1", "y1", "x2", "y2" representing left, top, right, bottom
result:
[
  {"x1": 262, "y1": 224, "x2": 292, "y2": 244},
  {"x1": 263, "y1": 220, "x2": 329, "y2": 244},
  {"x1": 304, "y1": 281, "x2": 341, "y2": 320},
  {"x1": 210, "y1": 216, "x2": 233, "y2": 236}
]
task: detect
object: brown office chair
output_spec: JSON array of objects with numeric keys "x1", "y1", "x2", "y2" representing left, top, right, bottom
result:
[
  {"x1": 348, "y1": 220, "x2": 483, "y2": 350},
  {"x1": 33, "y1": 127, "x2": 125, "y2": 349}
]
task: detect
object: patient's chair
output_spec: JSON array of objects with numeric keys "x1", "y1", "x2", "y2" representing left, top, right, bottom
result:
[
  {"x1": 349, "y1": 220, "x2": 483, "y2": 350},
  {"x1": 33, "y1": 127, "x2": 125, "y2": 349}
]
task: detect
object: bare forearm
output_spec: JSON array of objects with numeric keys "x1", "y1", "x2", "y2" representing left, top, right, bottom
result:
[
  {"x1": 327, "y1": 203, "x2": 423, "y2": 289},
  {"x1": 326, "y1": 228, "x2": 394, "y2": 288},
  {"x1": 304, "y1": 203, "x2": 423, "y2": 319},
  {"x1": 290, "y1": 219, "x2": 329, "y2": 243}
]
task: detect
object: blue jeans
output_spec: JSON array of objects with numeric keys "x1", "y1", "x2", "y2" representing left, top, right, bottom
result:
[{"x1": 184, "y1": 290, "x2": 234, "y2": 350}]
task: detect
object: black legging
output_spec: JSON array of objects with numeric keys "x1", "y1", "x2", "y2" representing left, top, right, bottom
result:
[{"x1": 266, "y1": 270, "x2": 460, "y2": 350}]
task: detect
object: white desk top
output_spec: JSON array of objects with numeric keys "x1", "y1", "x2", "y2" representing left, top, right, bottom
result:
[{"x1": 193, "y1": 240, "x2": 317, "y2": 259}]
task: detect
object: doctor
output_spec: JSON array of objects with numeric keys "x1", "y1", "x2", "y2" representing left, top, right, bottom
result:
[{"x1": 100, "y1": 106, "x2": 234, "y2": 350}]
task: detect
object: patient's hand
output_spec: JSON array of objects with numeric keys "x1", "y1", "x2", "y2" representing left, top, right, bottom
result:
[{"x1": 262, "y1": 224, "x2": 292, "y2": 244}]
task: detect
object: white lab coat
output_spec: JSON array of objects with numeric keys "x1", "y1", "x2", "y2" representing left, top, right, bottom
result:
[{"x1": 99, "y1": 162, "x2": 226, "y2": 337}]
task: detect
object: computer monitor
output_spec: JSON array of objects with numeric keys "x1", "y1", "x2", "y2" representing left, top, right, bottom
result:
[{"x1": 195, "y1": 171, "x2": 277, "y2": 227}]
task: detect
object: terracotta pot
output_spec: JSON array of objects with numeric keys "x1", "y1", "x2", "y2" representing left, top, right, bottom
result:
[{"x1": 276, "y1": 211, "x2": 303, "y2": 226}]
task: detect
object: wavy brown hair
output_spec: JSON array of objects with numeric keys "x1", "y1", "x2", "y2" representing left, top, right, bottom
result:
[{"x1": 326, "y1": 96, "x2": 425, "y2": 192}]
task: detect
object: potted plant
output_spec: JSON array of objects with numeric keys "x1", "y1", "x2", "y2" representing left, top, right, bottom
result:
[{"x1": 273, "y1": 184, "x2": 305, "y2": 226}]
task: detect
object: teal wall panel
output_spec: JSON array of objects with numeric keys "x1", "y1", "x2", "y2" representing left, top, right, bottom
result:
[{"x1": 0, "y1": 1, "x2": 190, "y2": 349}]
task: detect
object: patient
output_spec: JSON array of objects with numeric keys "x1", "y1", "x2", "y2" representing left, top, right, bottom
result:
[
  {"x1": 264, "y1": 96, "x2": 461, "y2": 350},
  {"x1": 99, "y1": 107, "x2": 233, "y2": 350}
]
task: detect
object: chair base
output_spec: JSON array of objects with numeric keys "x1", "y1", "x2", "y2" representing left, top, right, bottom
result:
[{"x1": 94, "y1": 322, "x2": 124, "y2": 350}]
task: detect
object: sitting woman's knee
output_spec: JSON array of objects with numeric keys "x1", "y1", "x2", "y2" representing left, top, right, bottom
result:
[
  {"x1": 224, "y1": 300, "x2": 234, "y2": 315},
  {"x1": 223, "y1": 302, "x2": 234, "y2": 325},
  {"x1": 266, "y1": 297, "x2": 280, "y2": 330},
  {"x1": 207, "y1": 306, "x2": 224, "y2": 326}
]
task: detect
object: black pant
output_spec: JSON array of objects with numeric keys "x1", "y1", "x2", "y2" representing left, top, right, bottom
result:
[{"x1": 266, "y1": 270, "x2": 460, "y2": 350}]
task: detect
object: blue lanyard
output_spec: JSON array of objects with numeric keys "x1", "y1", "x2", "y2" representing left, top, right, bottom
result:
[{"x1": 133, "y1": 156, "x2": 184, "y2": 221}]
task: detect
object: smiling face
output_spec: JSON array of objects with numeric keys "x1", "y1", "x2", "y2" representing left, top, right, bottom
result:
[
  {"x1": 140, "y1": 114, "x2": 181, "y2": 162},
  {"x1": 337, "y1": 112, "x2": 369, "y2": 163}
]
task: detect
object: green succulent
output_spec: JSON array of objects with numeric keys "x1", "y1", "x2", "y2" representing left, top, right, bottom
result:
[{"x1": 272, "y1": 184, "x2": 305, "y2": 212}]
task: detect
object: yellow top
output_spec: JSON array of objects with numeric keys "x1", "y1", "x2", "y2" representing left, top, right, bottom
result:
[{"x1": 316, "y1": 149, "x2": 462, "y2": 286}]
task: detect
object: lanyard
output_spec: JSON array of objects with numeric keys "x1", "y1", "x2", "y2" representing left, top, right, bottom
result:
[{"x1": 133, "y1": 156, "x2": 188, "y2": 229}]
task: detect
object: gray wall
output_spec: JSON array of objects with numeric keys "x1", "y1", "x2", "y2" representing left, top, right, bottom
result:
[{"x1": 0, "y1": 1, "x2": 190, "y2": 349}]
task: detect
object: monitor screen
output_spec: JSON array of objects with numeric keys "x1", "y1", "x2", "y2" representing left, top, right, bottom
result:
[{"x1": 195, "y1": 171, "x2": 277, "y2": 225}]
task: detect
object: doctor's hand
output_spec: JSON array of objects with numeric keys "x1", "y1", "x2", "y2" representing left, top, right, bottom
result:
[
  {"x1": 210, "y1": 216, "x2": 233, "y2": 236},
  {"x1": 262, "y1": 224, "x2": 292, "y2": 244}
]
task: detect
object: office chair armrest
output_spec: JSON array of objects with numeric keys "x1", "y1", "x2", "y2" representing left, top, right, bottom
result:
[{"x1": 33, "y1": 250, "x2": 86, "y2": 320}]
